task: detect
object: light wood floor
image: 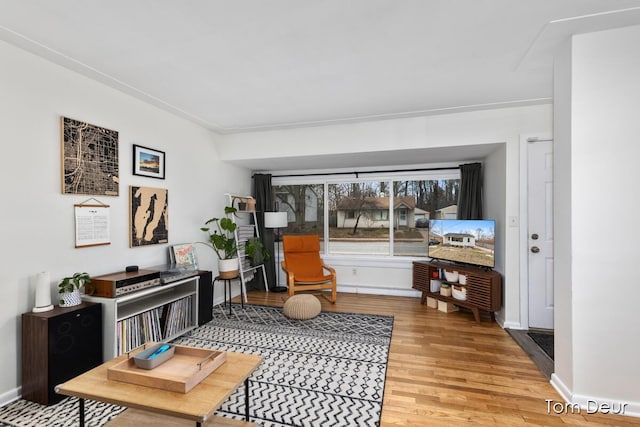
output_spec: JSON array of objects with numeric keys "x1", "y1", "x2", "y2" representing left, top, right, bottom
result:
[{"x1": 239, "y1": 291, "x2": 640, "y2": 426}]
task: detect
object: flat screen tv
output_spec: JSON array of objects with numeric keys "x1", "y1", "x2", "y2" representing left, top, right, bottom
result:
[{"x1": 428, "y1": 219, "x2": 495, "y2": 268}]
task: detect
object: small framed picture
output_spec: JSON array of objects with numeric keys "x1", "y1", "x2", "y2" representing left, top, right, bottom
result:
[{"x1": 133, "y1": 144, "x2": 165, "y2": 179}]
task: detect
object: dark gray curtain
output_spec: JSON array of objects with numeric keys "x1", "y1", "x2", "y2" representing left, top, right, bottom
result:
[
  {"x1": 457, "y1": 162, "x2": 483, "y2": 220},
  {"x1": 253, "y1": 173, "x2": 276, "y2": 290}
]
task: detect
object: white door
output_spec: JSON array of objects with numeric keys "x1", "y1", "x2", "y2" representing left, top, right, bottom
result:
[
  {"x1": 398, "y1": 209, "x2": 407, "y2": 227},
  {"x1": 528, "y1": 139, "x2": 554, "y2": 329}
]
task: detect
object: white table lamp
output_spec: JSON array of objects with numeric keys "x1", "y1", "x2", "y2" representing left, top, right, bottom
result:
[{"x1": 264, "y1": 212, "x2": 288, "y2": 292}]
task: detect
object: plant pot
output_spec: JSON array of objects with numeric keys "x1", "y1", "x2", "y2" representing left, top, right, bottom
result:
[
  {"x1": 218, "y1": 258, "x2": 239, "y2": 279},
  {"x1": 59, "y1": 289, "x2": 82, "y2": 307},
  {"x1": 237, "y1": 202, "x2": 247, "y2": 211}
]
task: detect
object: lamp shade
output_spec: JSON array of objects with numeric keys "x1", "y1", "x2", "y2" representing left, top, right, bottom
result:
[{"x1": 264, "y1": 211, "x2": 288, "y2": 228}]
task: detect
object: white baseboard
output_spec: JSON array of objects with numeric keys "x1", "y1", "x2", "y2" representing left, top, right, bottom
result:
[
  {"x1": 571, "y1": 393, "x2": 640, "y2": 418},
  {"x1": 550, "y1": 374, "x2": 640, "y2": 418},
  {"x1": 502, "y1": 321, "x2": 525, "y2": 330},
  {"x1": 550, "y1": 373, "x2": 572, "y2": 403},
  {"x1": 0, "y1": 386, "x2": 21, "y2": 407},
  {"x1": 223, "y1": 284, "x2": 422, "y2": 301},
  {"x1": 336, "y1": 284, "x2": 422, "y2": 298}
]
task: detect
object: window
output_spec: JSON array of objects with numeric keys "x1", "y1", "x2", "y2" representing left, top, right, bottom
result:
[
  {"x1": 374, "y1": 210, "x2": 389, "y2": 221},
  {"x1": 329, "y1": 181, "x2": 390, "y2": 255},
  {"x1": 392, "y1": 178, "x2": 460, "y2": 256},
  {"x1": 273, "y1": 170, "x2": 460, "y2": 258},
  {"x1": 273, "y1": 184, "x2": 324, "y2": 248}
]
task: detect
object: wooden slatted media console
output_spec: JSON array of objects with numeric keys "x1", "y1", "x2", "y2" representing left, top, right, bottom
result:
[{"x1": 412, "y1": 261, "x2": 502, "y2": 322}]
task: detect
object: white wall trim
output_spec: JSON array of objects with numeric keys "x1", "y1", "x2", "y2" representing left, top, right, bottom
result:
[
  {"x1": 323, "y1": 255, "x2": 416, "y2": 269},
  {"x1": 337, "y1": 284, "x2": 422, "y2": 298},
  {"x1": 519, "y1": 133, "x2": 531, "y2": 329},
  {"x1": 0, "y1": 387, "x2": 21, "y2": 407},
  {"x1": 218, "y1": 282, "x2": 424, "y2": 302},
  {"x1": 502, "y1": 320, "x2": 525, "y2": 330},
  {"x1": 571, "y1": 395, "x2": 640, "y2": 419},
  {"x1": 550, "y1": 373, "x2": 572, "y2": 403},
  {"x1": 551, "y1": 374, "x2": 640, "y2": 418},
  {"x1": 518, "y1": 132, "x2": 553, "y2": 330}
]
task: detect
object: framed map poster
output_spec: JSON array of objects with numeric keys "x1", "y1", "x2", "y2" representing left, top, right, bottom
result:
[
  {"x1": 61, "y1": 116, "x2": 119, "y2": 196},
  {"x1": 130, "y1": 186, "x2": 168, "y2": 247}
]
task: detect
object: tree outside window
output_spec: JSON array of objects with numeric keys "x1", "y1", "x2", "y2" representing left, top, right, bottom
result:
[
  {"x1": 392, "y1": 179, "x2": 459, "y2": 256},
  {"x1": 273, "y1": 184, "x2": 324, "y2": 248}
]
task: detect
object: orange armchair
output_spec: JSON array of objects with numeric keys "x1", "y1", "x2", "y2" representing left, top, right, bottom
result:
[{"x1": 281, "y1": 235, "x2": 337, "y2": 303}]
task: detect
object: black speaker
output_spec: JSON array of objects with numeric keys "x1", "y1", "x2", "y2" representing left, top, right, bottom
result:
[
  {"x1": 22, "y1": 302, "x2": 103, "y2": 405},
  {"x1": 48, "y1": 303, "x2": 102, "y2": 403},
  {"x1": 197, "y1": 270, "x2": 213, "y2": 325}
]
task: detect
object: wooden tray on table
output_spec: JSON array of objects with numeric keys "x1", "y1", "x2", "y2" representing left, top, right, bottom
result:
[{"x1": 107, "y1": 344, "x2": 226, "y2": 393}]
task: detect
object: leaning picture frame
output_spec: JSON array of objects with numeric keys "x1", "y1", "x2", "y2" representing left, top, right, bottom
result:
[
  {"x1": 133, "y1": 144, "x2": 165, "y2": 179},
  {"x1": 170, "y1": 243, "x2": 198, "y2": 268}
]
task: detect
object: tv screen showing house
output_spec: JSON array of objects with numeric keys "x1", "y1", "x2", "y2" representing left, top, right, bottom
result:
[{"x1": 428, "y1": 219, "x2": 495, "y2": 268}]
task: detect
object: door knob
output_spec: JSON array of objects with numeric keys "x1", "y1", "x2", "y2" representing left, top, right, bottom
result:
[
  {"x1": 531, "y1": 233, "x2": 539, "y2": 240},
  {"x1": 531, "y1": 246, "x2": 540, "y2": 253}
]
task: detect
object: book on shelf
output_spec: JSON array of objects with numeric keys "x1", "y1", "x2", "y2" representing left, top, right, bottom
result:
[
  {"x1": 116, "y1": 305, "x2": 171, "y2": 354},
  {"x1": 115, "y1": 295, "x2": 194, "y2": 355}
]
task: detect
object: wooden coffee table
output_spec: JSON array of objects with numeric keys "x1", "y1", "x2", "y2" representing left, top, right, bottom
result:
[{"x1": 55, "y1": 349, "x2": 262, "y2": 427}]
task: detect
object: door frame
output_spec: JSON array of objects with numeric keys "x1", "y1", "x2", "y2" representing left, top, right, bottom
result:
[{"x1": 518, "y1": 133, "x2": 553, "y2": 330}]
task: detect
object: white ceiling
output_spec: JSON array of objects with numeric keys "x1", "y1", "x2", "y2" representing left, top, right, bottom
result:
[
  {"x1": 2, "y1": 0, "x2": 640, "y2": 136},
  {"x1": 2, "y1": 1, "x2": 640, "y2": 172}
]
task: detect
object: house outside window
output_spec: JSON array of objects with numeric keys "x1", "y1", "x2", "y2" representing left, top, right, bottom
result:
[
  {"x1": 272, "y1": 170, "x2": 460, "y2": 257},
  {"x1": 330, "y1": 181, "x2": 390, "y2": 255},
  {"x1": 273, "y1": 184, "x2": 324, "y2": 249}
]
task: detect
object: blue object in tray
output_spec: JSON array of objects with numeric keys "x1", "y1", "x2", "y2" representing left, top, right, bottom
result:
[
  {"x1": 133, "y1": 343, "x2": 176, "y2": 369},
  {"x1": 148, "y1": 344, "x2": 171, "y2": 359}
]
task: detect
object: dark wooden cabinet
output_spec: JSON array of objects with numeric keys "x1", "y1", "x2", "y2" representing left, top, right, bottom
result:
[
  {"x1": 413, "y1": 261, "x2": 502, "y2": 322},
  {"x1": 21, "y1": 302, "x2": 102, "y2": 405}
]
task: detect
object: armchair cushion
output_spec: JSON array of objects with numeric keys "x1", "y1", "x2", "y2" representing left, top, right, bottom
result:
[
  {"x1": 282, "y1": 235, "x2": 326, "y2": 281},
  {"x1": 282, "y1": 235, "x2": 337, "y2": 303}
]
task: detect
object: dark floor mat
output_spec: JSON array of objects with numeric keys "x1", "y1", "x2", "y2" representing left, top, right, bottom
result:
[{"x1": 528, "y1": 332, "x2": 554, "y2": 360}]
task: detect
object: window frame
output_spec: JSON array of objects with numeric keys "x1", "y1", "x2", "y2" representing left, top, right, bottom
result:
[{"x1": 272, "y1": 167, "x2": 461, "y2": 261}]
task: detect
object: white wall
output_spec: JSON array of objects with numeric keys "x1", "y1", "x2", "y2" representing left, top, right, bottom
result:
[
  {"x1": 221, "y1": 106, "x2": 551, "y2": 162},
  {"x1": 483, "y1": 144, "x2": 507, "y2": 324},
  {"x1": 0, "y1": 40, "x2": 251, "y2": 402},
  {"x1": 552, "y1": 25, "x2": 640, "y2": 414},
  {"x1": 552, "y1": 39, "x2": 575, "y2": 399},
  {"x1": 223, "y1": 105, "x2": 553, "y2": 327}
]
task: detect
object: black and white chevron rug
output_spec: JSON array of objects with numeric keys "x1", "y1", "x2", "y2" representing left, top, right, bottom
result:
[{"x1": 0, "y1": 303, "x2": 393, "y2": 427}]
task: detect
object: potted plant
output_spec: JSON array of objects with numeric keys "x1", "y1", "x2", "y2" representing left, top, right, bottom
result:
[
  {"x1": 232, "y1": 196, "x2": 256, "y2": 212},
  {"x1": 245, "y1": 237, "x2": 271, "y2": 266},
  {"x1": 201, "y1": 205, "x2": 240, "y2": 278},
  {"x1": 58, "y1": 272, "x2": 91, "y2": 307},
  {"x1": 233, "y1": 196, "x2": 248, "y2": 211}
]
